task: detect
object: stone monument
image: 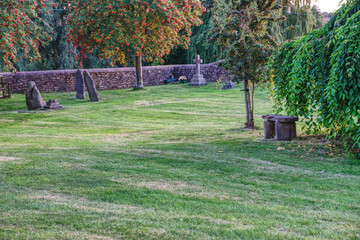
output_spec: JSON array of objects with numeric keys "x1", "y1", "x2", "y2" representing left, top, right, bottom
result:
[
  {"x1": 222, "y1": 80, "x2": 236, "y2": 90},
  {"x1": 26, "y1": 81, "x2": 46, "y2": 110},
  {"x1": 189, "y1": 55, "x2": 206, "y2": 86},
  {"x1": 75, "y1": 69, "x2": 86, "y2": 99},
  {"x1": 83, "y1": 70, "x2": 100, "y2": 102},
  {"x1": 44, "y1": 99, "x2": 65, "y2": 110}
]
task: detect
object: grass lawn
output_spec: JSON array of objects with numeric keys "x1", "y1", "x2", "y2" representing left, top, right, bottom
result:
[{"x1": 0, "y1": 83, "x2": 359, "y2": 239}]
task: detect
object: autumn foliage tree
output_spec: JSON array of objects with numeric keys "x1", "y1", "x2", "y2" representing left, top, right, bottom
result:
[
  {"x1": 0, "y1": 0, "x2": 52, "y2": 72},
  {"x1": 67, "y1": 0, "x2": 204, "y2": 89},
  {"x1": 211, "y1": 0, "x2": 283, "y2": 129}
]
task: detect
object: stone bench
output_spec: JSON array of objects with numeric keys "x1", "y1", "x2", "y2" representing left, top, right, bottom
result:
[{"x1": 262, "y1": 115, "x2": 299, "y2": 141}]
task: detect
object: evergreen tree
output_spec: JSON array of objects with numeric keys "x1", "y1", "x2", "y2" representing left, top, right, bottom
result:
[
  {"x1": 185, "y1": 3, "x2": 218, "y2": 64},
  {"x1": 15, "y1": 1, "x2": 79, "y2": 71},
  {"x1": 165, "y1": 0, "x2": 218, "y2": 64},
  {"x1": 311, "y1": 5, "x2": 324, "y2": 29},
  {"x1": 14, "y1": 1, "x2": 117, "y2": 72}
]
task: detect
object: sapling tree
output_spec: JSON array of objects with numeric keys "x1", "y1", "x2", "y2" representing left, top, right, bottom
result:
[
  {"x1": 0, "y1": 0, "x2": 52, "y2": 72},
  {"x1": 67, "y1": 0, "x2": 204, "y2": 89},
  {"x1": 211, "y1": 0, "x2": 283, "y2": 129}
]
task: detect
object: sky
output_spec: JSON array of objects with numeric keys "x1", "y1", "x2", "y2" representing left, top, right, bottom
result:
[{"x1": 312, "y1": 0, "x2": 343, "y2": 12}]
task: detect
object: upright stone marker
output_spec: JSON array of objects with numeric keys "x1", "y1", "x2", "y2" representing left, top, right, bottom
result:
[
  {"x1": 83, "y1": 70, "x2": 100, "y2": 102},
  {"x1": 26, "y1": 81, "x2": 46, "y2": 110},
  {"x1": 75, "y1": 69, "x2": 86, "y2": 99},
  {"x1": 189, "y1": 55, "x2": 206, "y2": 86},
  {"x1": 222, "y1": 80, "x2": 236, "y2": 90}
]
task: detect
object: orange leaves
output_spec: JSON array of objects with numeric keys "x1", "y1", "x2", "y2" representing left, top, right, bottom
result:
[
  {"x1": 0, "y1": 0, "x2": 51, "y2": 72},
  {"x1": 67, "y1": 0, "x2": 203, "y2": 65}
]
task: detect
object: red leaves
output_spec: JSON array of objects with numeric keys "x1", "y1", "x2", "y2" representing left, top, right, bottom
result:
[
  {"x1": 0, "y1": 0, "x2": 51, "y2": 72},
  {"x1": 67, "y1": 0, "x2": 203, "y2": 65}
]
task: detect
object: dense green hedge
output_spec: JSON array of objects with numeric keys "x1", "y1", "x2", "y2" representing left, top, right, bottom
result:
[{"x1": 268, "y1": 0, "x2": 360, "y2": 153}]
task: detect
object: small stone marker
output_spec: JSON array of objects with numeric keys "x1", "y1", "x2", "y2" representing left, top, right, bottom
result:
[
  {"x1": 83, "y1": 70, "x2": 100, "y2": 102},
  {"x1": 189, "y1": 55, "x2": 206, "y2": 86},
  {"x1": 75, "y1": 69, "x2": 86, "y2": 99},
  {"x1": 26, "y1": 81, "x2": 46, "y2": 110},
  {"x1": 222, "y1": 80, "x2": 236, "y2": 90},
  {"x1": 262, "y1": 115, "x2": 299, "y2": 141},
  {"x1": 44, "y1": 99, "x2": 65, "y2": 110}
]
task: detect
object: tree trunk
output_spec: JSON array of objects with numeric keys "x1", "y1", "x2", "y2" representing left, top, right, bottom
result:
[
  {"x1": 243, "y1": 79, "x2": 250, "y2": 126},
  {"x1": 250, "y1": 81, "x2": 255, "y2": 127},
  {"x1": 134, "y1": 54, "x2": 144, "y2": 89},
  {"x1": 243, "y1": 79, "x2": 255, "y2": 129}
]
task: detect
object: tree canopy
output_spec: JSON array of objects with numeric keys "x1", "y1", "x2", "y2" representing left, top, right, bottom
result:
[
  {"x1": 67, "y1": 0, "x2": 204, "y2": 88},
  {"x1": 267, "y1": 0, "x2": 360, "y2": 152},
  {"x1": 164, "y1": 0, "x2": 218, "y2": 65},
  {"x1": 0, "y1": 0, "x2": 325, "y2": 73}
]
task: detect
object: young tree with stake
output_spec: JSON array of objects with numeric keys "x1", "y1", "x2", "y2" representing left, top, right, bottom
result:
[{"x1": 211, "y1": 0, "x2": 284, "y2": 129}]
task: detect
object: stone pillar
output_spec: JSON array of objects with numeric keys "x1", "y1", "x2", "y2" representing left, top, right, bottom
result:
[
  {"x1": 262, "y1": 115, "x2": 276, "y2": 139},
  {"x1": 75, "y1": 69, "x2": 86, "y2": 99},
  {"x1": 275, "y1": 120, "x2": 298, "y2": 141},
  {"x1": 264, "y1": 120, "x2": 276, "y2": 139},
  {"x1": 84, "y1": 70, "x2": 100, "y2": 102}
]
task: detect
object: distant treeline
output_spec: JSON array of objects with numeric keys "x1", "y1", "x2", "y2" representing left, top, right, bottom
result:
[{"x1": 1, "y1": 0, "x2": 327, "y2": 71}]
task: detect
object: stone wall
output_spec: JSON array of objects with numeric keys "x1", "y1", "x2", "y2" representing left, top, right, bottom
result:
[{"x1": 0, "y1": 62, "x2": 227, "y2": 93}]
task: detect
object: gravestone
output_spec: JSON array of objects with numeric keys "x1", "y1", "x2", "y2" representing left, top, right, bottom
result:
[
  {"x1": 83, "y1": 70, "x2": 100, "y2": 102},
  {"x1": 189, "y1": 55, "x2": 206, "y2": 86},
  {"x1": 26, "y1": 81, "x2": 46, "y2": 110},
  {"x1": 222, "y1": 80, "x2": 236, "y2": 90},
  {"x1": 44, "y1": 99, "x2": 65, "y2": 110},
  {"x1": 0, "y1": 77, "x2": 11, "y2": 98},
  {"x1": 75, "y1": 69, "x2": 86, "y2": 99}
]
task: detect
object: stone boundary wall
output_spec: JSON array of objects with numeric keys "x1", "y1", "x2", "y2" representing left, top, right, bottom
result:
[{"x1": 0, "y1": 62, "x2": 227, "y2": 93}]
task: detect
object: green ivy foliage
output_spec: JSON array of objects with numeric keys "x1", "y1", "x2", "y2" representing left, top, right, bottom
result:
[{"x1": 268, "y1": 0, "x2": 360, "y2": 152}]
